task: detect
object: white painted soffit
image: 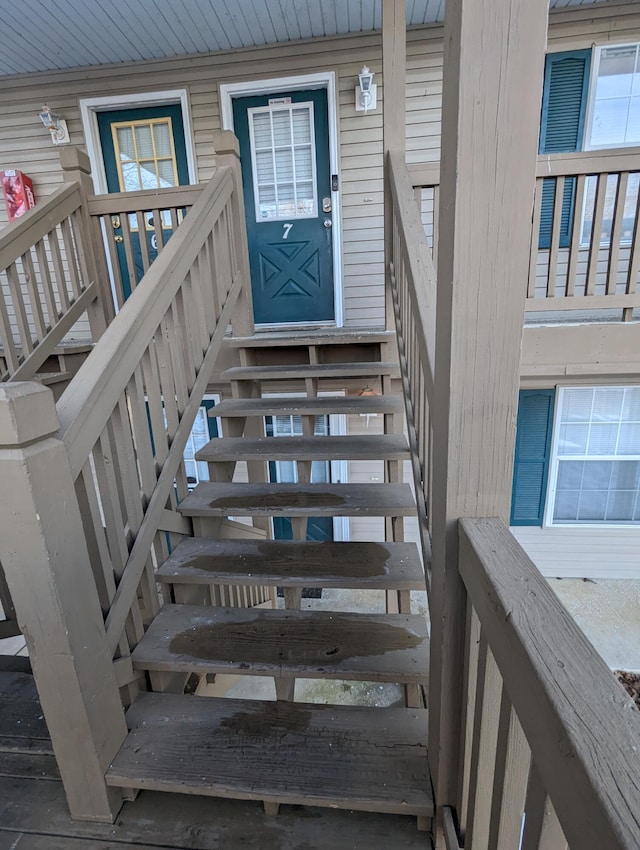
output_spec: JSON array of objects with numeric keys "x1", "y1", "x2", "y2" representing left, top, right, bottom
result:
[{"x1": 0, "y1": 0, "x2": 621, "y2": 78}]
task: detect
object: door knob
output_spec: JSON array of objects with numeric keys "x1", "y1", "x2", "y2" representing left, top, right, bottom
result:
[
  {"x1": 324, "y1": 219, "x2": 332, "y2": 228},
  {"x1": 114, "y1": 235, "x2": 124, "y2": 243}
]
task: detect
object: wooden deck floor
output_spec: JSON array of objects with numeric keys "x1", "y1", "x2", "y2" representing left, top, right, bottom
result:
[{"x1": 0, "y1": 667, "x2": 431, "y2": 850}]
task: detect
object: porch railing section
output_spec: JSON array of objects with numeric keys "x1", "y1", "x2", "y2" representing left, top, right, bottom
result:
[
  {"x1": 408, "y1": 150, "x2": 640, "y2": 322},
  {"x1": 87, "y1": 184, "x2": 204, "y2": 311},
  {"x1": 388, "y1": 150, "x2": 640, "y2": 850},
  {"x1": 0, "y1": 179, "x2": 106, "y2": 382},
  {"x1": 56, "y1": 154, "x2": 252, "y2": 685}
]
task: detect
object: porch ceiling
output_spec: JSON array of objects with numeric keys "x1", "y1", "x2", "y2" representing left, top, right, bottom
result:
[{"x1": 0, "y1": 0, "x2": 618, "y2": 77}]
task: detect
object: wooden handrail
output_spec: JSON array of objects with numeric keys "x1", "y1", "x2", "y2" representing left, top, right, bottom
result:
[
  {"x1": 58, "y1": 168, "x2": 233, "y2": 477},
  {"x1": 86, "y1": 184, "x2": 203, "y2": 215},
  {"x1": 0, "y1": 183, "x2": 81, "y2": 269},
  {"x1": 0, "y1": 180, "x2": 105, "y2": 381},
  {"x1": 459, "y1": 517, "x2": 640, "y2": 850},
  {"x1": 55, "y1": 158, "x2": 251, "y2": 661}
]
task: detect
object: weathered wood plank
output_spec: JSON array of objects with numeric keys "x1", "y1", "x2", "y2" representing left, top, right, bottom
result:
[
  {"x1": 197, "y1": 434, "x2": 410, "y2": 462},
  {"x1": 107, "y1": 692, "x2": 432, "y2": 817},
  {"x1": 132, "y1": 604, "x2": 429, "y2": 685},
  {"x1": 0, "y1": 752, "x2": 59, "y2": 781},
  {"x1": 178, "y1": 483, "x2": 416, "y2": 517},
  {"x1": 156, "y1": 538, "x2": 425, "y2": 590},
  {"x1": 212, "y1": 395, "x2": 403, "y2": 417},
  {"x1": 221, "y1": 362, "x2": 400, "y2": 382},
  {"x1": 0, "y1": 775, "x2": 430, "y2": 850}
]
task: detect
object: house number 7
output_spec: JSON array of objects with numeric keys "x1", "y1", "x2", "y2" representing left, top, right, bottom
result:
[{"x1": 282, "y1": 223, "x2": 293, "y2": 239}]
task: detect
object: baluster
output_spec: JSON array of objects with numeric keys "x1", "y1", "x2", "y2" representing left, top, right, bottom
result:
[
  {"x1": 586, "y1": 173, "x2": 607, "y2": 296},
  {"x1": 565, "y1": 174, "x2": 586, "y2": 297},
  {"x1": 606, "y1": 172, "x2": 628, "y2": 297}
]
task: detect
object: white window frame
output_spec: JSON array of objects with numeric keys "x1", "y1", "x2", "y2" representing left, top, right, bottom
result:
[
  {"x1": 545, "y1": 385, "x2": 640, "y2": 528},
  {"x1": 584, "y1": 42, "x2": 640, "y2": 151},
  {"x1": 183, "y1": 393, "x2": 220, "y2": 490}
]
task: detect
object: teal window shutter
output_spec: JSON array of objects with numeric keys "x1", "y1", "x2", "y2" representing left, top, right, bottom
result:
[
  {"x1": 538, "y1": 50, "x2": 591, "y2": 250},
  {"x1": 511, "y1": 390, "x2": 556, "y2": 526}
]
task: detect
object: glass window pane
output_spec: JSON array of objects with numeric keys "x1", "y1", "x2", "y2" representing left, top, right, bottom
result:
[
  {"x1": 292, "y1": 108, "x2": 312, "y2": 144},
  {"x1": 597, "y1": 45, "x2": 635, "y2": 97},
  {"x1": 116, "y1": 126, "x2": 135, "y2": 160},
  {"x1": 135, "y1": 124, "x2": 154, "y2": 158},
  {"x1": 153, "y1": 122, "x2": 172, "y2": 157},
  {"x1": 556, "y1": 460, "x2": 584, "y2": 490},
  {"x1": 255, "y1": 150, "x2": 274, "y2": 184},
  {"x1": 606, "y1": 490, "x2": 635, "y2": 521},
  {"x1": 618, "y1": 422, "x2": 640, "y2": 454},
  {"x1": 587, "y1": 423, "x2": 618, "y2": 455},
  {"x1": 272, "y1": 110, "x2": 292, "y2": 146},
  {"x1": 553, "y1": 490, "x2": 580, "y2": 521},
  {"x1": 275, "y1": 149, "x2": 294, "y2": 182},
  {"x1": 121, "y1": 160, "x2": 141, "y2": 191},
  {"x1": 591, "y1": 97, "x2": 629, "y2": 147},
  {"x1": 157, "y1": 159, "x2": 176, "y2": 187},
  {"x1": 581, "y1": 461, "x2": 612, "y2": 490},
  {"x1": 561, "y1": 388, "x2": 593, "y2": 422},
  {"x1": 558, "y1": 423, "x2": 589, "y2": 455},
  {"x1": 577, "y1": 490, "x2": 608, "y2": 521},
  {"x1": 294, "y1": 147, "x2": 313, "y2": 181},
  {"x1": 139, "y1": 160, "x2": 159, "y2": 189},
  {"x1": 627, "y1": 96, "x2": 640, "y2": 145},
  {"x1": 251, "y1": 113, "x2": 272, "y2": 148},
  {"x1": 623, "y1": 386, "x2": 640, "y2": 420}
]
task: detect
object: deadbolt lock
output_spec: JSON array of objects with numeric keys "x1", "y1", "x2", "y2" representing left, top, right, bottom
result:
[
  {"x1": 322, "y1": 197, "x2": 332, "y2": 213},
  {"x1": 111, "y1": 215, "x2": 121, "y2": 229}
]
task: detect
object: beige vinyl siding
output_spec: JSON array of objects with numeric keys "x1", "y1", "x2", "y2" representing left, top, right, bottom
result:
[
  {"x1": 2, "y1": 7, "x2": 640, "y2": 331},
  {"x1": 512, "y1": 526, "x2": 640, "y2": 579}
]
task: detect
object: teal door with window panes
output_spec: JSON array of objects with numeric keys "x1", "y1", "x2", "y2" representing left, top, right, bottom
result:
[
  {"x1": 97, "y1": 104, "x2": 190, "y2": 298},
  {"x1": 266, "y1": 414, "x2": 334, "y2": 542},
  {"x1": 233, "y1": 89, "x2": 335, "y2": 325}
]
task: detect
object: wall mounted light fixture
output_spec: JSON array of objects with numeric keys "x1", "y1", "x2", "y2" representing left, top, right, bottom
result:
[
  {"x1": 355, "y1": 66, "x2": 377, "y2": 113},
  {"x1": 38, "y1": 104, "x2": 70, "y2": 145}
]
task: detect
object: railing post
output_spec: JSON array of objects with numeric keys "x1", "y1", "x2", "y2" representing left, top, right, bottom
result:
[
  {"x1": 0, "y1": 382, "x2": 126, "y2": 822},
  {"x1": 383, "y1": 0, "x2": 406, "y2": 333},
  {"x1": 212, "y1": 130, "x2": 255, "y2": 337},
  {"x1": 429, "y1": 0, "x2": 549, "y2": 845},
  {"x1": 59, "y1": 146, "x2": 114, "y2": 329}
]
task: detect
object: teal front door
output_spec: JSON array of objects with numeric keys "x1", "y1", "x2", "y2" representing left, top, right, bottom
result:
[
  {"x1": 97, "y1": 104, "x2": 190, "y2": 298},
  {"x1": 233, "y1": 89, "x2": 335, "y2": 325}
]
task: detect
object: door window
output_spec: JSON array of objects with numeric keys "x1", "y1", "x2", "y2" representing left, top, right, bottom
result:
[
  {"x1": 111, "y1": 118, "x2": 179, "y2": 193},
  {"x1": 248, "y1": 102, "x2": 317, "y2": 221}
]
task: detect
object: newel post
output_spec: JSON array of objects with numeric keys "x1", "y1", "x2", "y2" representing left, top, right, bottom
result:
[
  {"x1": 59, "y1": 145, "x2": 114, "y2": 329},
  {"x1": 212, "y1": 130, "x2": 255, "y2": 337},
  {"x1": 0, "y1": 383, "x2": 126, "y2": 822}
]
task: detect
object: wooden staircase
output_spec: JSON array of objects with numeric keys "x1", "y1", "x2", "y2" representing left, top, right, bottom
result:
[{"x1": 105, "y1": 338, "x2": 433, "y2": 830}]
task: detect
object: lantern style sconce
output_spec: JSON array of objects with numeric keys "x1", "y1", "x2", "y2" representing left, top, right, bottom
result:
[
  {"x1": 355, "y1": 66, "x2": 377, "y2": 113},
  {"x1": 38, "y1": 104, "x2": 71, "y2": 145}
]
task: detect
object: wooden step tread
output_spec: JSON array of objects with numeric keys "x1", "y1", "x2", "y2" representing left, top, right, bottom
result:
[
  {"x1": 212, "y1": 395, "x2": 403, "y2": 417},
  {"x1": 106, "y1": 692, "x2": 433, "y2": 817},
  {"x1": 156, "y1": 538, "x2": 425, "y2": 590},
  {"x1": 222, "y1": 362, "x2": 400, "y2": 381},
  {"x1": 131, "y1": 605, "x2": 429, "y2": 684},
  {"x1": 196, "y1": 434, "x2": 410, "y2": 463},
  {"x1": 226, "y1": 328, "x2": 396, "y2": 348},
  {"x1": 178, "y1": 482, "x2": 416, "y2": 517}
]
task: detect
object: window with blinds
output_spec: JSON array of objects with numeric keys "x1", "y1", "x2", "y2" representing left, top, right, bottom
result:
[
  {"x1": 549, "y1": 386, "x2": 640, "y2": 524},
  {"x1": 248, "y1": 102, "x2": 317, "y2": 221}
]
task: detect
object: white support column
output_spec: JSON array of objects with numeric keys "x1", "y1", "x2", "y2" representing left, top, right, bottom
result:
[
  {"x1": 0, "y1": 383, "x2": 127, "y2": 822},
  {"x1": 429, "y1": 0, "x2": 549, "y2": 838}
]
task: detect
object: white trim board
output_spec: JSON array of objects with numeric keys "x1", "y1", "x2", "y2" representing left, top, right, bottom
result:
[
  {"x1": 219, "y1": 72, "x2": 344, "y2": 329},
  {"x1": 78, "y1": 89, "x2": 198, "y2": 194}
]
